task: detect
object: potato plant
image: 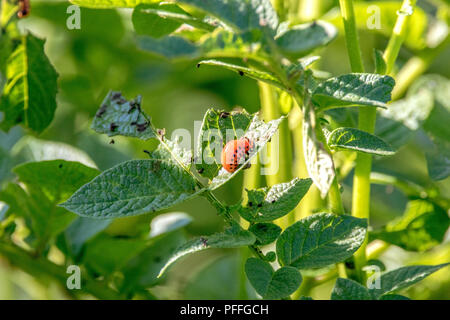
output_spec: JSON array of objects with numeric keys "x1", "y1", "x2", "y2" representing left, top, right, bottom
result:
[{"x1": 0, "y1": 0, "x2": 449, "y2": 300}]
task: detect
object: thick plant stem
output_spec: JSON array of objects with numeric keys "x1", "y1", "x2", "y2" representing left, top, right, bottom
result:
[
  {"x1": 383, "y1": 0, "x2": 418, "y2": 75},
  {"x1": 339, "y1": 0, "x2": 365, "y2": 73},
  {"x1": 272, "y1": 0, "x2": 286, "y2": 21},
  {"x1": 339, "y1": 0, "x2": 368, "y2": 282},
  {"x1": 258, "y1": 81, "x2": 293, "y2": 229},
  {"x1": 202, "y1": 191, "x2": 266, "y2": 261}
]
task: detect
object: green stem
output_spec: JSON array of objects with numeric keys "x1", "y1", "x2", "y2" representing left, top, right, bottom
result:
[
  {"x1": 202, "y1": 191, "x2": 266, "y2": 261},
  {"x1": 339, "y1": 0, "x2": 369, "y2": 282},
  {"x1": 258, "y1": 81, "x2": 293, "y2": 228},
  {"x1": 272, "y1": 0, "x2": 286, "y2": 21},
  {"x1": 339, "y1": 0, "x2": 365, "y2": 73},
  {"x1": 383, "y1": 0, "x2": 418, "y2": 75}
]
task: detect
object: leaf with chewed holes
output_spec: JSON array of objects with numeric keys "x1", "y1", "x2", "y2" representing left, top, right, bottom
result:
[
  {"x1": 239, "y1": 178, "x2": 312, "y2": 222},
  {"x1": 91, "y1": 91, "x2": 156, "y2": 140},
  {"x1": 60, "y1": 156, "x2": 200, "y2": 219}
]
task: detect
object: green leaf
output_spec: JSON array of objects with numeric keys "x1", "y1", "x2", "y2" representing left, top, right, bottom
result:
[
  {"x1": 176, "y1": 0, "x2": 279, "y2": 33},
  {"x1": 275, "y1": 21, "x2": 337, "y2": 59},
  {"x1": 376, "y1": 88, "x2": 434, "y2": 149},
  {"x1": 199, "y1": 29, "x2": 263, "y2": 59},
  {"x1": 0, "y1": 161, "x2": 98, "y2": 241},
  {"x1": 331, "y1": 278, "x2": 372, "y2": 300},
  {"x1": 197, "y1": 60, "x2": 284, "y2": 89},
  {"x1": 138, "y1": 35, "x2": 199, "y2": 59},
  {"x1": 13, "y1": 160, "x2": 100, "y2": 202},
  {"x1": 132, "y1": 3, "x2": 186, "y2": 38},
  {"x1": 239, "y1": 178, "x2": 312, "y2": 222},
  {"x1": 208, "y1": 114, "x2": 284, "y2": 190},
  {"x1": 0, "y1": 33, "x2": 58, "y2": 133},
  {"x1": 70, "y1": 0, "x2": 159, "y2": 8},
  {"x1": 276, "y1": 213, "x2": 367, "y2": 269},
  {"x1": 424, "y1": 135, "x2": 450, "y2": 181},
  {"x1": 133, "y1": 3, "x2": 215, "y2": 37},
  {"x1": 369, "y1": 264, "x2": 449, "y2": 298},
  {"x1": 249, "y1": 223, "x2": 282, "y2": 245},
  {"x1": 195, "y1": 108, "x2": 253, "y2": 179},
  {"x1": 311, "y1": 73, "x2": 395, "y2": 111},
  {"x1": 303, "y1": 110, "x2": 334, "y2": 198},
  {"x1": 245, "y1": 258, "x2": 302, "y2": 299},
  {"x1": 416, "y1": 75, "x2": 450, "y2": 142},
  {"x1": 158, "y1": 227, "x2": 256, "y2": 277},
  {"x1": 374, "y1": 49, "x2": 387, "y2": 74},
  {"x1": 91, "y1": 91, "x2": 156, "y2": 140},
  {"x1": 60, "y1": 159, "x2": 199, "y2": 219},
  {"x1": 327, "y1": 127, "x2": 395, "y2": 156},
  {"x1": 370, "y1": 200, "x2": 450, "y2": 252}
]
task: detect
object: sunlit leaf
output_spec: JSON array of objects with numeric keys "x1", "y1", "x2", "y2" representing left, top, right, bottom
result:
[
  {"x1": 370, "y1": 200, "x2": 450, "y2": 252},
  {"x1": 276, "y1": 213, "x2": 367, "y2": 269},
  {"x1": 0, "y1": 33, "x2": 58, "y2": 133},
  {"x1": 327, "y1": 127, "x2": 395, "y2": 156},
  {"x1": 312, "y1": 73, "x2": 395, "y2": 111}
]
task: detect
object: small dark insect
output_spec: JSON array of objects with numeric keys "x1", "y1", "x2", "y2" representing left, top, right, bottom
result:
[
  {"x1": 58, "y1": 164, "x2": 63, "y2": 169},
  {"x1": 96, "y1": 104, "x2": 107, "y2": 118},
  {"x1": 157, "y1": 128, "x2": 166, "y2": 137},
  {"x1": 200, "y1": 237, "x2": 208, "y2": 247},
  {"x1": 198, "y1": 167, "x2": 204, "y2": 174},
  {"x1": 110, "y1": 123, "x2": 118, "y2": 132},
  {"x1": 109, "y1": 139, "x2": 115, "y2": 145},
  {"x1": 345, "y1": 260, "x2": 355, "y2": 269},
  {"x1": 271, "y1": 200, "x2": 276, "y2": 204},
  {"x1": 219, "y1": 111, "x2": 230, "y2": 119},
  {"x1": 248, "y1": 201, "x2": 253, "y2": 207},
  {"x1": 196, "y1": 63, "x2": 201, "y2": 68},
  {"x1": 257, "y1": 203, "x2": 262, "y2": 208},
  {"x1": 17, "y1": 0, "x2": 30, "y2": 18},
  {"x1": 238, "y1": 70, "x2": 244, "y2": 76},
  {"x1": 136, "y1": 122, "x2": 149, "y2": 132}
]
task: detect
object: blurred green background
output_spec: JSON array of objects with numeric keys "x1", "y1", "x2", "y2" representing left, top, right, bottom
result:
[{"x1": 0, "y1": 0, "x2": 449, "y2": 299}]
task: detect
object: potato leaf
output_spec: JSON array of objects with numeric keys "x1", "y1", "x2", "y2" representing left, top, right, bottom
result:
[{"x1": 276, "y1": 213, "x2": 367, "y2": 269}]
